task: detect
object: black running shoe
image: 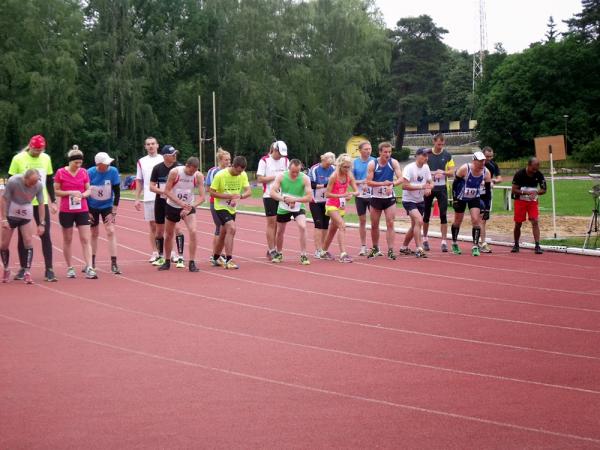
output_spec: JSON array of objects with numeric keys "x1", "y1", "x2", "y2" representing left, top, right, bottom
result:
[
  {"x1": 158, "y1": 261, "x2": 171, "y2": 271},
  {"x1": 189, "y1": 260, "x2": 199, "y2": 272},
  {"x1": 511, "y1": 244, "x2": 520, "y2": 253}
]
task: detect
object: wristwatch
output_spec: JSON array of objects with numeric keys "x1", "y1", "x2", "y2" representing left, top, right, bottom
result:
[{"x1": 39, "y1": 221, "x2": 46, "y2": 226}]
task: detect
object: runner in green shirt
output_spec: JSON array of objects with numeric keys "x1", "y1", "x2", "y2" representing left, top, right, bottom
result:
[
  {"x1": 269, "y1": 160, "x2": 313, "y2": 264},
  {"x1": 209, "y1": 156, "x2": 252, "y2": 269}
]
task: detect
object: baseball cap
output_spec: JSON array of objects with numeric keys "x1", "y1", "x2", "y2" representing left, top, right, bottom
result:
[
  {"x1": 273, "y1": 140, "x2": 288, "y2": 156},
  {"x1": 473, "y1": 151, "x2": 486, "y2": 161},
  {"x1": 29, "y1": 135, "x2": 46, "y2": 149},
  {"x1": 415, "y1": 148, "x2": 431, "y2": 156},
  {"x1": 161, "y1": 145, "x2": 177, "y2": 155},
  {"x1": 95, "y1": 152, "x2": 114, "y2": 165}
]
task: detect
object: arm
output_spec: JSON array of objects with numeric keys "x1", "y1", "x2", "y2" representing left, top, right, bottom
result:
[
  {"x1": 348, "y1": 173, "x2": 358, "y2": 197},
  {"x1": 193, "y1": 172, "x2": 206, "y2": 208},
  {"x1": 303, "y1": 175, "x2": 315, "y2": 203},
  {"x1": 36, "y1": 185, "x2": 46, "y2": 233},
  {"x1": 0, "y1": 195, "x2": 8, "y2": 229},
  {"x1": 269, "y1": 173, "x2": 283, "y2": 201},
  {"x1": 392, "y1": 160, "x2": 403, "y2": 187},
  {"x1": 365, "y1": 161, "x2": 380, "y2": 187},
  {"x1": 82, "y1": 182, "x2": 91, "y2": 199},
  {"x1": 537, "y1": 174, "x2": 547, "y2": 196},
  {"x1": 134, "y1": 160, "x2": 143, "y2": 209},
  {"x1": 163, "y1": 169, "x2": 183, "y2": 207},
  {"x1": 444, "y1": 158, "x2": 455, "y2": 178},
  {"x1": 149, "y1": 166, "x2": 162, "y2": 195},
  {"x1": 324, "y1": 173, "x2": 337, "y2": 198},
  {"x1": 256, "y1": 159, "x2": 274, "y2": 184}
]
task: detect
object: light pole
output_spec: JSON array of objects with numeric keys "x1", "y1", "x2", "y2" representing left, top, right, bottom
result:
[{"x1": 563, "y1": 114, "x2": 569, "y2": 152}]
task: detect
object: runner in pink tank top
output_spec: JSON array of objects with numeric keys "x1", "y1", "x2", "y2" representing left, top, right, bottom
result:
[{"x1": 321, "y1": 154, "x2": 358, "y2": 263}]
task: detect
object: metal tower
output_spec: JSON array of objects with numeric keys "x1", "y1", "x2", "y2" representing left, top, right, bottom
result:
[{"x1": 472, "y1": 0, "x2": 488, "y2": 92}]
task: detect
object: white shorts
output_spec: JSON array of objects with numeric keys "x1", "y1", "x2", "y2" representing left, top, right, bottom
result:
[{"x1": 143, "y1": 201, "x2": 155, "y2": 222}]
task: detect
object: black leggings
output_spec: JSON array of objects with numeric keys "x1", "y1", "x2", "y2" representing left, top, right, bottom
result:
[
  {"x1": 423, "y1": 189, "x2": 448, "y2": 224},
  {"x1": 18, "y1": 204, "x2": 52, "y2": 269}
]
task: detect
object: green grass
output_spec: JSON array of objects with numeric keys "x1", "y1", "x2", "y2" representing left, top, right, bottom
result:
[{"x1": 540, "y1": 237, "x2": 599, "y2": 248}]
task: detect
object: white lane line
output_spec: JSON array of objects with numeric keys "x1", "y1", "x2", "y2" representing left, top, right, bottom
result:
[{"x1": 2, "y1": 313, "x2": 599, "y2": 446}]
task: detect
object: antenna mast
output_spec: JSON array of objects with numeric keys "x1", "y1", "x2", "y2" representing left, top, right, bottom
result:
[{"x1": 472, "y1": 0, "x2": 488, "y2": 93}]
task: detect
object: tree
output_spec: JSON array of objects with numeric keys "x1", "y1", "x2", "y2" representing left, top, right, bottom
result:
[
  {"x1": 546, "y1": 16, "x2": 558, "y2": 42},
  {"x1": 565, "y1": 0, "x2": 600, "y2": 40}
]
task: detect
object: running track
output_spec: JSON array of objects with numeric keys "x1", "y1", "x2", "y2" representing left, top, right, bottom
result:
[{"x1": 1, "y1": 201, "x2": 600, "y2": 448}]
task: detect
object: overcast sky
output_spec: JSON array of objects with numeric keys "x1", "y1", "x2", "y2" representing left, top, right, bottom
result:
[{"x1": 375, "y1": 0, "x2": 583, "y2": 54}]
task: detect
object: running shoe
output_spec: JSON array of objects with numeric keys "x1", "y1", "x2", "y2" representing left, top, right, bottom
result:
[
  {"x1": 189, "y1": 260, "x2": 200, "y2": 272},
  {"x1": 224, "y1": 259, "x2": 239, "y2": 269},
  {"x1": 511, "y1": 244, "x2": 520, "y2": 253},
  {"x1": 67, "y1": 267, "x2": 76, "y2": 278},
  {"x1": 471, "y1": 246, "x2": 480, "y2": 257},
  {"x1": 399, "y1": 247, "x2": 414, "y2": 256},
  {"x1": 44, "y1": 268, "x2": 57, "y2": 282},
  {"x1": 415, "y1": 248, "x2": 428, "y2": 258},
  {"x1": 171, "y1": 252, "x2": 179, "y2": 263},
  {"x1": 451, "y1": 243, "x2": 462, "y2": 255},
  {"x1": 81, "y1": 265, "x2": 88, "y2": 273},
  {"x1": 441, "y1": 242, "x2": 448, "y2": 253},
  {"x1": 2, "y1": 268, "x2": 10, "y2": 283},
  {"x1": 85, "y1": 267, "x2": 98, "y2": 279},
  {"x1": 14, "y1": 268, "x2": 25, "y2": 281},
  {"x1": 339, "y1": 252, "x2": 353, "y2": 263},
  {"x1": 358, "y1": 246, "x2": 368, "y2": 256},
  {"x1": 300, "y1": 254, "x2": 311, "y2": 265},
  {"x1": 24, "y1": 271, "x2": 33, "y2": 284},
  {"x1": 387, "y1": 249, "x2": 397, "y2": 260},
  {"x1": 319, "y1": 250, "x2": 334, "y2": 261},
  {"x1": 479, "y1": 242, "x2": 492, "y2": 253},
  {"x1": 422, "y1": 241, "x2": 430, "y2": 252},
  {"x1": 271, "y1": 252, "x2": 283, "y2": 263},
  {"x1": 267, "y1": 249, "x2": 278, "y2": 259},
  {"x1": 534, "y1": 245, "x2": 544, "y2": 254},
  {"x1": 176, "y1": 257, "x2": 185, "y2": 269},
  {"x1": 216, "y1": 256, "x2": 227, "y2": 268},
  {"x1": 367, "y1": 246, "x2": 383, "y2": 259},
  {"x1": 158, "y1": 260, "x2": 171, "y2": 271},
  {"x1": 314, "y1": 250, "x2": 323, "y2": 259},
  {"x1": 209, "y1": 256, "x2": 218, "y2": 266},
  {"x1": 111, "y1": 263, "x2": 121, "y2": 274},
  {"x1": 148, "y1": 253, "x2": 159, "y2": 263},
  {"x1": 152, "y1": 257, "x2": 165, "y2": 267}
]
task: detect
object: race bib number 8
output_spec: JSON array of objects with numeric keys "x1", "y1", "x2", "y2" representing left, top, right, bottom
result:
[
  {"x1": 8, "y1": 202, "x2": 33, "y2": 220},
  {"x1": 90, "y1": 185, "x2": 107, "y2": 200}
]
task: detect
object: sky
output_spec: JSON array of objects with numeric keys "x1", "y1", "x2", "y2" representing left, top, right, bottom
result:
[{"x1": 375, "y1": 0, "x2": 583, "y2": 54}]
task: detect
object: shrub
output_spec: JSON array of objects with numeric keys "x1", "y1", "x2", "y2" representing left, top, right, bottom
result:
[
  {"x1": 573, "y1": 137, "x2": 600, "y2": 163},
  {"x1": 396, "y1": 147, "x2": 411, "y2": 161}
]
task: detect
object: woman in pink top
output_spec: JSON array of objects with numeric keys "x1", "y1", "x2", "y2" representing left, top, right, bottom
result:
[
  {"x1": 53, "y1": 147, "x2": 97, "y2": 279},
  {"x1": 321, "y1": 154, "x2": 358, "y2": 263}
]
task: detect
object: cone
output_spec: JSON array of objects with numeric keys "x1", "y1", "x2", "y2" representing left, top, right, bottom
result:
[{"x1": 432, "y1": 199, "x2": 440, "y2": 218}]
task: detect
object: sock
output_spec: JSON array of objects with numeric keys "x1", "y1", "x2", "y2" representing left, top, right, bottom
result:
[
  {"x1": 176, "y1": 234, "x2": 184, "y2": 255},
  {"x1": 25, "y1": 248, "x2": 33, "y2": 269},
  {"x1": 92, "y1": 254, "x2": 96, "y2": 268},
  {"x1": 226, "y1": 255, "x2": 232, "y2": 262},
  {"x1": 535, "y1": 241, "x2": 540, "y2": 247},
  {"x1": 111, "y1": 256, "x2": 117, "y2": 265},
  {"x1": 451, "y1": 225, "x2": 460, "y2": 243},
  {"x1": 441, "y1": 239, "x2": 447, "y2": 244},
  {"x1": 156, "y1": 237, "x2": 164, "y2": 256},
  {"x1": 213, "y1": 254, "x2": 220, "y2": 260},
  {"x1": 1, "y1": 248, "x2": 9, "y2": 267},
  {"x1": 472, "y1": 226, "x2": 481, "y2": 246}
]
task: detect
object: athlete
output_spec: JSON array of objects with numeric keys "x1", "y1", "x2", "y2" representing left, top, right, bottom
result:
[
  {"x1": 422, "y1": 133, "x2": 454, "y2": 252},
  {"x1": 0, "y1": 170, "x2": 45, "y2": 284},
  {"x1": 450, "y1": 151, "x2": 492, "y2": 256},
  {"x1": 511, "y1": 157, "x2": 546, "y2": 254},
  {"x1": 209, "y1": 156, "x2": 253, "y2": 269},
  {"x1": 269, "y1": 159, "x2": 313, "y2": 264},
  {"x1": 54, "y1": 147, "x2": 97, "y2": 278},
  {"x1": 400, "y1": 148, "x2": 433, "y2": 258},
  {"x1": 366, "y1": 141, "x2": 403, "y2": 260},
  {"x1": 256, "y1": 141, "x2": 289, "y2": 259},
  {"x1": 205, "y1": 148, "x2": 231, "y2": 267},
  {"x1": 308, "y1": 152, "x2": 335, "y2": 257},
  {"x1": 149, "y1": 145, "x2": 186, "y2": 268},
  {"x1": 87, "y1": 152, "x2": 121, "y2": 274},
  {"x1": 134, "y1": 137, "x2": 164, "y2": 263},
  {"x1": 7, "y1": 134, "x2": 58, "y2": 281},
  {"x1": 158, "y1": 157, "x2": 205, "y2": 272},
  {"x1": 352, "y1": 141, "x2": 376, "y2": 256},
  {"x1": 321, "y1": 154, "x2": 358, "y2": 263},
  {"x1": 478, "y1": 146, "x2": 502, "y2": 253}
]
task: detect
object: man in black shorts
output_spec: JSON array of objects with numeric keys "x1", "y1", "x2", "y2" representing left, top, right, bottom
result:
[
  {"x1": 479, "y1": 146, "x2": 502, "y2": 253},
  {"x1": 150, "y1": 145, "x2": 186, "y2": 268},
  {"x1": 422, "y1": 133, "x2": 455, "y2": 252},
  {"x1": 158, "y1": 157, "x2": 205, "y2": 272}
]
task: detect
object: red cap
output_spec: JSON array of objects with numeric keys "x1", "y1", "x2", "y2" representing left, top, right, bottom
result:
[{"x1": 28, "y1": 135, "x2": 46, "y2": 149}]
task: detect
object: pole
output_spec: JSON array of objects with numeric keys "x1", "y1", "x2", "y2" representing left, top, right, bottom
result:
[
  {"x1": 198, "y1": 95, "x2": 203, "y2": 173},
  {"x1": 212, "y1": 91, "x2": 217, "y2": 166},
  {"x1": 549, "y1": 144, "x2": 557, "y2": 239},
  {"x1": 563, "y1": 114, "x2": 568, "y2": 153}
]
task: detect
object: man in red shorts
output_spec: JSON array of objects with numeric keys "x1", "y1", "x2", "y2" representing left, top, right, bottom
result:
[{"x1": 511, "y1": 157, "x2": 546, "y2": 254}]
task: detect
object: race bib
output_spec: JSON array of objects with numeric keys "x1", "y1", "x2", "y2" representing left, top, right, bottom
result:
[
  {"x1": 357, "y1": 182, "x2": 371, "y2": 198},
  {"x1": 279, "y1": 199, "x2": 301, "y2": 212},
  {"x1": 314, "y1": 187, "x2": 327, "y2": 203},
  {"x1": 176, "y1": 188, "x2": 194, "y2": 205},
  {"x1": 462, "y1": 187, "x2": 478, "y2": 199},
  {"x1": 90, "y1": 184, "x2": 109, "y2": 200},
  {"x1": 371, "y1": 185, "x2": 393, "y2": 198},
  {"x1": 339, "y1": 197, "x2": 346, "y2": 209},
  {"x1": 8, "y1": 202, "x2": 33, "y2": 220},
  {"x1": 69, "y1": 195, "x2": 82, "y2": 210},
  {"x1": 520, "y1": 187, "x2": 538, "y2": 202},
  {"x1": 433, "y1": 173, "x2": 446, "y2": 187}
]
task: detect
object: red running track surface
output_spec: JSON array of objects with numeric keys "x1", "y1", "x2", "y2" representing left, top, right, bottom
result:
[{"x1": 1, "y1": 201, "x2": 600, "y2": 448}]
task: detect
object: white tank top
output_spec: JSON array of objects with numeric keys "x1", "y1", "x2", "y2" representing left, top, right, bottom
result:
[{"x1": 166, "y1": 166, "x2": 197, "y2": 208}]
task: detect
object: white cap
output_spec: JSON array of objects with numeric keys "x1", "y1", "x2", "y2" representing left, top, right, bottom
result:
[
  {"x1": 273, "y1": 140, "x2": 288, "y2": 156},
  {"x1": 95, "y1": 152, "x2": 114, "y2": 165},
  {"x1": 473, "y1": 151, "x2": 485, "y2": 161}
]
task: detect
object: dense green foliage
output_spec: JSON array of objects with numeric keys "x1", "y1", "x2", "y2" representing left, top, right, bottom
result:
[{"x1": 1, "y1": 0, "x2": 599, "y2": 172}]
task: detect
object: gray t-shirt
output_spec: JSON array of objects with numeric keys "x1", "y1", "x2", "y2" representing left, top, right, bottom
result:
[{"x1": 3, "y1": 174, "x2": 44, "y2": 218}]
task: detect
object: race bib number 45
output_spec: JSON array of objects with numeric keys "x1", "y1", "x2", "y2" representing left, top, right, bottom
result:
[{"x1": 8, "y1": 202, "x2": 33, "y2": 220}]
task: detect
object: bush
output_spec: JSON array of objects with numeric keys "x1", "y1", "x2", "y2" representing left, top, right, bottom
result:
[
  {"x1": 573, "y1": 137, "x2": 600, "y2": 163},
  {"x1": 396, "y1": 147, "x2": 411, "y2": 161}
]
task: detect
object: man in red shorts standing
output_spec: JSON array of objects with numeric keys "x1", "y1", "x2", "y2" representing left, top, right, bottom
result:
[{"x1": 511, "y1": 157, "x2": 546, "y2": 254}]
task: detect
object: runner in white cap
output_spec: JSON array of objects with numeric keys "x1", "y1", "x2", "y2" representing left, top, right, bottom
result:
[{"x1": 257, "y1": 140, "x2": 289, "y2": 259}]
